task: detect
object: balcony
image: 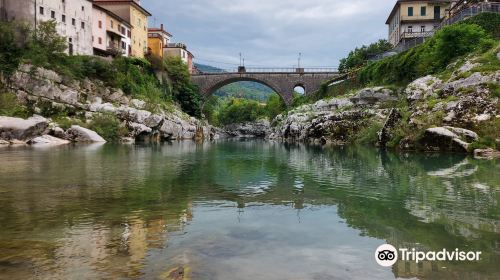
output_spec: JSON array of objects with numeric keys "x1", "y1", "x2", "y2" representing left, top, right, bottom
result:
[{"x1": 400, "y1": 31, "x2": 435, "y2": 40}]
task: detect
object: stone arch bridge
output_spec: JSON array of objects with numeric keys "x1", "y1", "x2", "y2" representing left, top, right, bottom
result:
[{"x1": 191, "y1": 68, "x2": 343, "y2": 106}]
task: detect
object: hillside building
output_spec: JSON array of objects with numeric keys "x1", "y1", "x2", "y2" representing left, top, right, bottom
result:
[
  {"x1": 93, "y1": 0, "x2": 151, "y2": 58},
  {"x1": 92, "y1": 4, "x2": 131, "y2": 57},
  {"x1": 147, "y1": 24, "x2": 172, "y2": 58},
  {"x1": 0, "y1": 0, "x2": 94, "y2": 55},
  {"x1": 386, "y1": 0, "x2": 452, "y2": 48}
]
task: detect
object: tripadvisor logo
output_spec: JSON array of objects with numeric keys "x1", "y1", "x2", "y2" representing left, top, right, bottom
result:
[{"x1": 375, "y1": 244, "x2": 482, "y2": 267}]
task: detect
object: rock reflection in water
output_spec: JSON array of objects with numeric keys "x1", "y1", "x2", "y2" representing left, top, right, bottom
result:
[{"x1": 0, "y1": 141, "x2": 498, "y2": 279}]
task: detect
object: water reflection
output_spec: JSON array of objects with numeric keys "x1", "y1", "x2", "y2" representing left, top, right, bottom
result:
[{"x1": 0, "y1": 141, "x2": 498, "y2": 279}]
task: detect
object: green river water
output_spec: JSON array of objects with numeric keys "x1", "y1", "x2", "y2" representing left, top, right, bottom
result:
[{"x1": 0, "y1": 141, "x2": 499, "y2": 279}]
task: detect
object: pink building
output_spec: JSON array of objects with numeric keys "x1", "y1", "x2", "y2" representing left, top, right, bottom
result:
[{"x1": 92, "y1": 5, "x2": 107, "y2": 55}]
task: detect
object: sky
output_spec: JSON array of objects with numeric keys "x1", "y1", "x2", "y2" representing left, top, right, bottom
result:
[{"x1": 142, "y1": 0, "x2": 396, "y2": 70}]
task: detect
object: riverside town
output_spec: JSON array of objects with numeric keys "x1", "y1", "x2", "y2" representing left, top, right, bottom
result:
[{"x1": 0, "y1": 0, "x2": 499, "y2": 279}]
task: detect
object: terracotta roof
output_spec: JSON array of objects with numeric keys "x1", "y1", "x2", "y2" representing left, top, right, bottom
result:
[
  {"x1": 93, "y1": 0, "x2": 152, "y2": 16},
  {"x1": 386, "y1": 0, "x2": 451, "y2": 24}
]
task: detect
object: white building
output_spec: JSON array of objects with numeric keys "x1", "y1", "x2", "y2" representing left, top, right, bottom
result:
[{"x1": 0, "y1": 0, "x2": 93, "y2": 55}]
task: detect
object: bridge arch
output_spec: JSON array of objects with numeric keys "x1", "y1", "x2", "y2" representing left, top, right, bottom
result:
[
  {"x1": 191, "y1": 72, "x2": 342, "y2": 106},
  {"x1": 204, "y1": 77, "x2": 289, "y2": 105}
]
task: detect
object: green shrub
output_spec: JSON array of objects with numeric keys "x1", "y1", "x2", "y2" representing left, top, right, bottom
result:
[
  {"x1": 462, "y1": 12, "x2": 500, "y2": 39},
  {"x1": 354, "y1": 121, "x2": 383, "y2": 145},
  {"x1": 218, "y1": 98, "x2": 266, "y2": 125},
  {"x1": 265, "y1": 93, "x2": 287, "y2": 120},
  {"x1": 359, "y1": 22, "x2": 495, "y2": 85},
  {"x1": 339, "y1": 39, "x2": 393, "y2": 73},
  {"x1": 0, "y1": 92, "x2": 30, "y2": 118},
  {"x1": 165, "y1": 56, "x2": 202, "y2": 117},
  {"x1": 0, "y1": 22, "x2": 29, "y2": 78},
  {"x1": 87, "y1": 113, "x2": 128, "y2": 142}
]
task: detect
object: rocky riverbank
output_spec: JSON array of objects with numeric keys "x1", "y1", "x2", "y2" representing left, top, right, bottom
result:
[
  {"x1": 267, "y1": 52, "x2": 499, "y2": 157},
  {"x1": 0, "y1": 64, "x2": 220, "y2": 146}
]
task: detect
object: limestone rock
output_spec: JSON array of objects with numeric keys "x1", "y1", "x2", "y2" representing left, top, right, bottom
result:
[
  {"x1": 474, "y1": 148, "x2": 500, "y2": 160},
  {"x1": 66, "y1": 125, "x2": 106, "y2": 142},
  {"x1": 130, "y1": 99, "x2": 146, "y2": 109},
  {"x1": 350, "y1": 87, "x2": 396, "y2": 105},
  {"x1": 420, "y1": 127, "x2": 476, "y2": 152},
  {"x1": 30, "y1": 135, "x2": 70, "y2": 146},
  {"x1": 224, "y1": 120, "x2": 271, "y2": 138},
  {"x1": 443, "y1": 72, "x2": 499, "y2": 92},
  {"x1": 127, "y1": 122, "x2": 152, "y2": 137},
  {"x1": 378, "y1": 108, "x2": 402, "y2": 147},
  {"x1": 405, "y1": 75, "x2": 441, "y2": 102},
  {"x1": 0, "y1": 116, "x2": 49, "y2": 141},
  {"x1": 0, "y1": 139, "x2": 9, "y2": 145}
]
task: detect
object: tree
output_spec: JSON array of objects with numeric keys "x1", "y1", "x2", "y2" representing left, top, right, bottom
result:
[
  {"x1": 0, "y1": 21, "x2": 30, "y2": 78},
  {"x1": 339, "y1": 39, "x2": 393, "y2": 73},
  {"x1": 26, "y1": 20, "x2": 67, "y2": 67},
  {"x1": 165, "y1": 56, "x2": 202, "y2": 117}
]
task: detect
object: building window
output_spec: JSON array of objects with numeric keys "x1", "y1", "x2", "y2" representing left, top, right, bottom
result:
[
  {"x1": 98, "y1": 20, "x2": 102, "y2": 28},
  {"x1": 82, "y1": 6, "x2": 84, "y2": 11},
  {"x1": 51, "y1": 11, "x2": 55, "y2": 19},
  {"x1": 408, "y1": 26, "x2": 413, "y2": 33},
  {"x1": 98, "y1": 37, "x2": 102, "y2": 44},
  {"x1": 421, "y1": 6, "x2": 426, "y2": 16},
  {"x1": 72, "y1": 18, "x2": 76, "y2": 26},
  {"x1": 127, "y1": 30, "x2": 131, "y2": 38},
  {"x1": 111, "y1": 20, "x2": 114, "y2": 28},
  {"x1": 408, "y1": 7, "x2": 414, "y2": 17},
  {"x1": 122, "y1": 41, "x2": 126, "y2": 49},
  {"x1": 39, "y1": 6, "x2": 44, "y2": 15},
  {"x1": 62, "y1": 14, "x2": 66, "y2": 23},
  {"x1": 81, "y1": 22, "x2": 85, "y2": 29},
  {"x1": 421, "y1": 26, "x2": 425, "y2": 32}
]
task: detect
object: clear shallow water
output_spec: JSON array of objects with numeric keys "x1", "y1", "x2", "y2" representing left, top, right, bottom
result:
[{"x1": 0, "y1": 141, "x2": 498, "y2": 280}]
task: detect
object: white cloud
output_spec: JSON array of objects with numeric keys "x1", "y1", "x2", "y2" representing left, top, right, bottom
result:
[{"x1": 142, "y1": 0, "x2": 395, "y2": 68}]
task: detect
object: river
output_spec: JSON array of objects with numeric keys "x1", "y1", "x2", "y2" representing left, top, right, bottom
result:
[{"x1": 0, "y1": 141, "x2": 498, "y2": 279}]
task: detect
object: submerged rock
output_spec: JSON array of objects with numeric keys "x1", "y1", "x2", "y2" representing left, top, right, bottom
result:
[
  {"x1": 29, "y1": 135, "x2": 70, "y2": 146},
  {"x1": 66, "y1": 125, "x2": 106, "y2": 142}
]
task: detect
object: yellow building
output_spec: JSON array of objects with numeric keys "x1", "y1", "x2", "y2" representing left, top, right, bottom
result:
[
  {"x1": 147, "y1": 24, "x2": 172, "y2": 58},
  {"x1": 94, "y1": 0, "x2": 151, "y2": 58},
  {"x1": 386, "y1": 0, "x2": 451, "y2": 47}
]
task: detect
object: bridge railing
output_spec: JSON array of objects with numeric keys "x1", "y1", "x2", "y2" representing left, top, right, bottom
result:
[{"x1": 192, "y1": 67, "x2": 338, "y2": 74}]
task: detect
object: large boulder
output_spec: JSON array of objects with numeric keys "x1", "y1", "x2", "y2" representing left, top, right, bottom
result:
[
  {"x1": 66, "y1": 125, "x2": 106, "y2": 142},
  {"x1": 224, "y1": 120, "x2": 271, "y2": 138},
  {"x1": 420, "y1": 127, "x2": 477, "y2": 152},
  {"x1": 405, "y1": 75, "x2": 442, "y2": 102},
  {"x1": 0, "y1": 116, "x2": 48, "y2": 141},
  {"x1": 350, "y1": 87, "x2": 396, "y2": 105}
]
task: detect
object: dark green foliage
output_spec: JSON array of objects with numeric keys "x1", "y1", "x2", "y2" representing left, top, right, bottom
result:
[
  {"x1": 87, "y1": 113, "x2": 128, "y2": 142},
  {"x1": 165, "y1": 56, "x2": 202, "y2": 117},
  {"x1": 265, "y1": 93, "x2": 287, "y2": 120},
  {"x1": 339, "y1": 39, "x2": 393, "y2": 73},
  {"x1": 218, "y1": 98, "x2": 266, "y2": 125},
  {"x1": 462, "y1": 12, "x2": 500, "y2": 39},
  {"x1": 0, "y1": 92, "x2": 30, "y2": 118},
  {"x1": 359, "y1": 23, "x2": 495, "y2": 85},
  {"x1": 24, "y1": 20, "x2": 67, "y2": 68},
  {"x1": 0, "y1": 22, "x2": 30, "y2": 78}
]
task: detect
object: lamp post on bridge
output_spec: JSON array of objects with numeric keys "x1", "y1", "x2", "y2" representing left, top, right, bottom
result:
[
  {"x1": 296, "y1": 52, "x2": 304, "y2": 73},
  {"x1": 238, "y1": 53, "x2": 246, "y2": 73}
]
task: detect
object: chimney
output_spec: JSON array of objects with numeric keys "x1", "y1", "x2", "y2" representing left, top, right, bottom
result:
[{"x1": 161, "y1": 24, "x2": 163, "y2": 31}]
